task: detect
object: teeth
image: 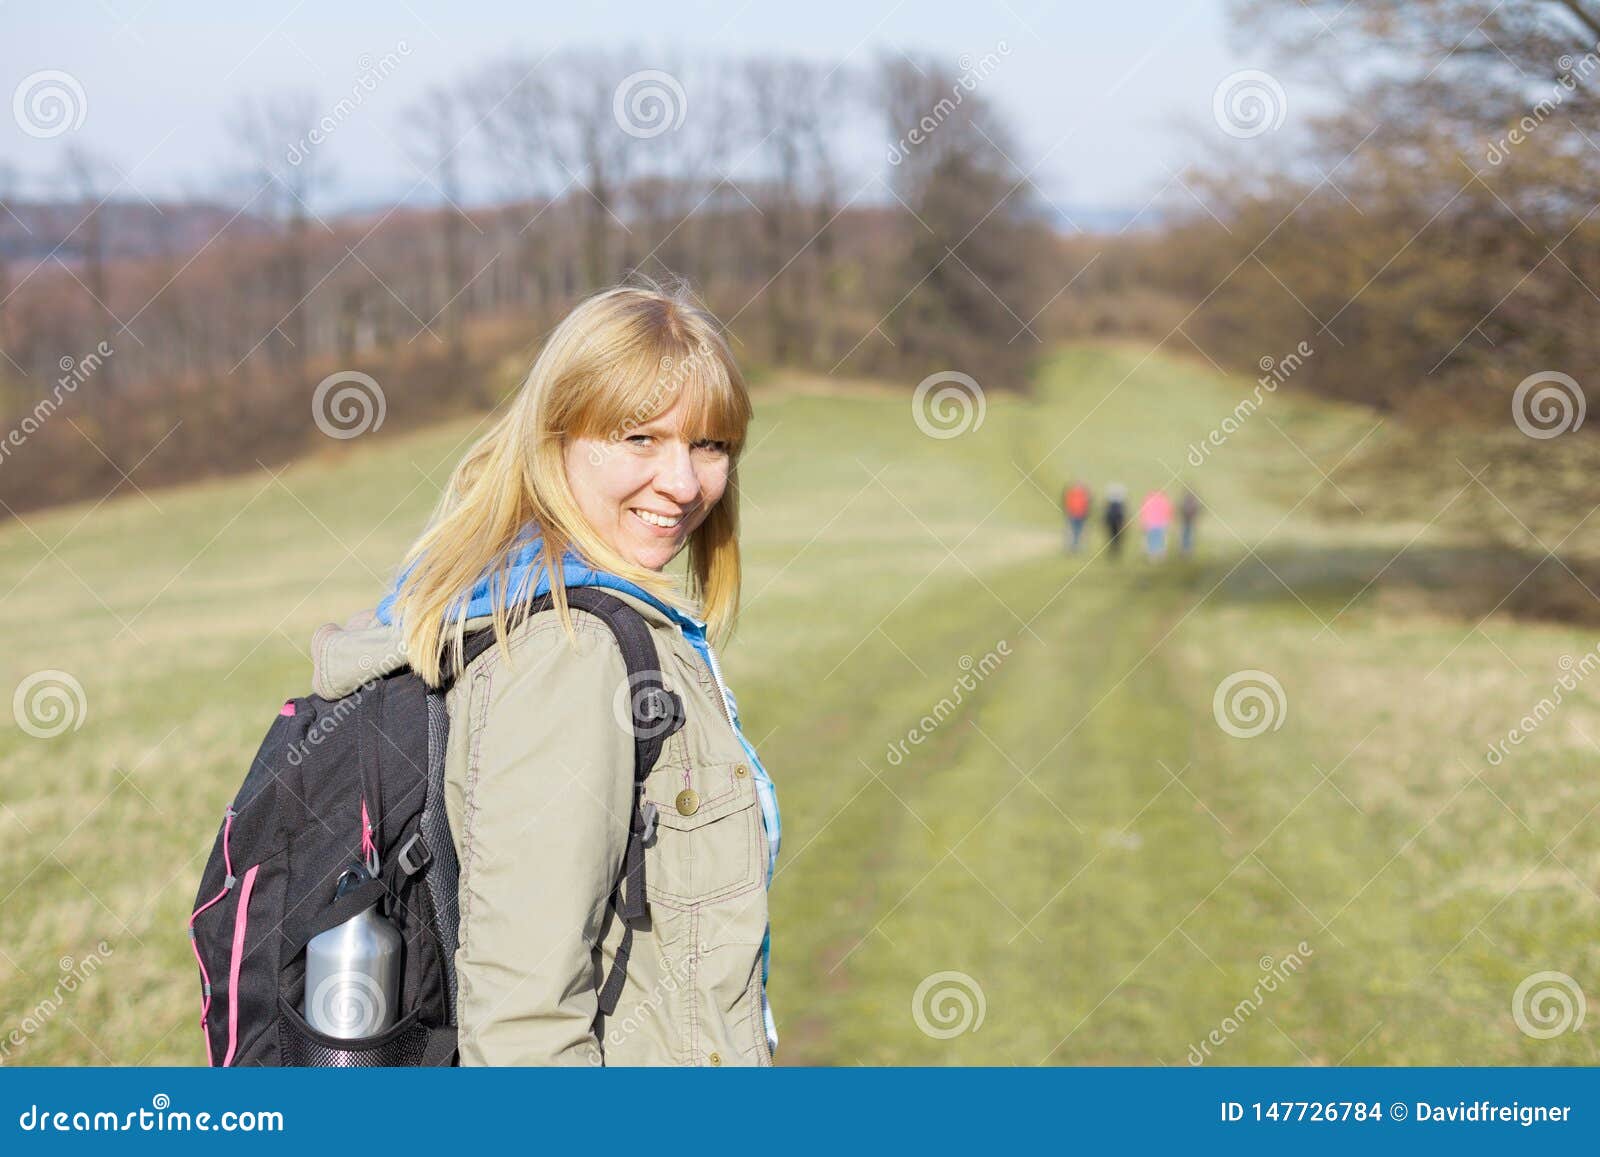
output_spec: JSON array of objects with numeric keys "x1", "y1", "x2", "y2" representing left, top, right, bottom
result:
[{"x1": 633, "y1": 509, "x2": 682, "y2": 528}]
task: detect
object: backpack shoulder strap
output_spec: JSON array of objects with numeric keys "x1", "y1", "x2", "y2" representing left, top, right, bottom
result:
[
  {"x1": 421, "y1": 586, "x2": 685, "y2": 1028},
  {"x1": 557, "y1": 587, "x2": 683, "y2": 781},
  {"x1": 551, "y1": 588, "x2": 684, "y2": 1017}
]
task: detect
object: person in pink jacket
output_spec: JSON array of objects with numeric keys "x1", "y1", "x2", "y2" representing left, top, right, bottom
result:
[{"x1": 1140, "y1": 489, "x2": 1173, "y2": 561}]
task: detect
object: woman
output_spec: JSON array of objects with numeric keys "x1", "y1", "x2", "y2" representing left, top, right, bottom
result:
[
  {"x1": 1139, "y1": 488, "x2": 1172, "y2": 561},
  {"x1": 310, "y1": 285, "x2": 779, "y2": 1065}
]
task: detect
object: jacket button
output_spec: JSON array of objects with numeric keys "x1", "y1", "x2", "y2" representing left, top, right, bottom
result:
[
  {"x1": 708, "y1": 1052, "x2": 722, "y2": 1066},
  {"x1": 675, "y1": 788, "x2": 700, "y2": 816},
  {"x1": 734, "y1": 764, "x2": 749, "y2": 778}
]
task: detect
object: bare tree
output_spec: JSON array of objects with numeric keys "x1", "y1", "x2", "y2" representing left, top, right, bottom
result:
[
  {"x1": 1208, "y1": 0, "x2": 1600, "y2": 395},
  {"x1": 619, "y1": 59, "x2": 736, "y2": 288},
  {"x1": 743, "y1": 58, "x2": 847, "y2": 364},
  {"x1": 405, "y1": 82, "x2": 477, "y2": 367},
  {"x1": 875, "y1": 55, "x2": 1053, "y2": 386},
  {"x1": 469, "y1": 59, "x2": 570, "y2": 302},
  {"x1": 228, "y1": 92, "x2": 333, "y2": 374},
  {"x1": 0, "y1": 161, "x2": 19, "y2": 375},
  {"x1": 59, "y1": 147, "x2": 114, "y2": 335},
  {"x1": 474, "y1": 51, "x2": 644, "y2": 289},
  {"x1": 1235, "y1": 0, "x2": 1600, "y2": 193},
  {"x1": 54, "y1": 145, "x2": 126, "y2": 443}
]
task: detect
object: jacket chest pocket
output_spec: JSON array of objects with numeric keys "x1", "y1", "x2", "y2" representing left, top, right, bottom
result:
[{"x1": 643, "y1": 758, "x2": 762, "y2": 906}]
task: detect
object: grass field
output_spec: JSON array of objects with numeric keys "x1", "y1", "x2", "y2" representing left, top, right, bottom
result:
[{"x1": 2, "y1": 342, "x2": 1597, "y2": 1065}]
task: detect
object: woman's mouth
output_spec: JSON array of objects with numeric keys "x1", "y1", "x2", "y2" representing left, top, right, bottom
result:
[{"x1": 631, "y1": 507, "x2": 684, "y2": 534}]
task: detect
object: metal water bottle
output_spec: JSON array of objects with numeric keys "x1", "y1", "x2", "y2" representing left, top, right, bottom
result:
[{"x1": 301, "y1": 864, "x2": 403, "y2": 1039}]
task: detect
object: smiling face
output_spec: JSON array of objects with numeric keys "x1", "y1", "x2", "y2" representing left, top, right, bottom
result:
[{"x1": 562, "y1": 391, "x2": 732, "y2": 572}]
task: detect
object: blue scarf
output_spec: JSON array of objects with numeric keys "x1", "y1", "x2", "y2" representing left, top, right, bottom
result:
[{"x1": 375, "y1": 528, "x2": 693, "y2": 635}]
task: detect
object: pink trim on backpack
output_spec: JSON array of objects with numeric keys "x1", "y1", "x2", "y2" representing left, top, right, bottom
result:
[
  {"x1": 188, "y1": 808, "x2": 237, "y2": 1068},
  {"x1": 279, "y1": 701, "x2": 296, "y2": 716},
  {"x1": 220, "y1": 862, "x2": 260, "y2": 1067},
  {"x1": 360, "y1": 796, "x2": 376, "y2": 868}
]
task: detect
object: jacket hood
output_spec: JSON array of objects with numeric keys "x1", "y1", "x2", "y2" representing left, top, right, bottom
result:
[{"x1": 309, "y1": 587, "x2": 678, "y2": 701}]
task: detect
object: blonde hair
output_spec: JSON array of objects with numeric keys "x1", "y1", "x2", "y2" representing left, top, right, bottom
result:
[{"x1": 387, "y1": 283, "x2": 752, "y2": 687}]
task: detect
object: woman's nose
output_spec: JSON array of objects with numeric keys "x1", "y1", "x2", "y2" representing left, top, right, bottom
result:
[{"x1": 656, "y1": 443, "x2": 701, "y2": 504}]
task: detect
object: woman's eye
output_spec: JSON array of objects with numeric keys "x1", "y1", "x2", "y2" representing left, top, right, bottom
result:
[
  {"x1": 626, "y1": 434, "x2": 654, "y2": 447},
  {"x1": 693, "y1": 439, "x2": 729, "y2": 454}
]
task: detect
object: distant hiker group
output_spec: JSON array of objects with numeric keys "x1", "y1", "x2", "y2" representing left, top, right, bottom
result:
[{"x1": 1061, "y1": 481, "x2": 1200, "y2": 561}]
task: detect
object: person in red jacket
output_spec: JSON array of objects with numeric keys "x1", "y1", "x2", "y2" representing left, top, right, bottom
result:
[{"x1": 1062, "y1": 480, "x2": 1092, "y2": 553}]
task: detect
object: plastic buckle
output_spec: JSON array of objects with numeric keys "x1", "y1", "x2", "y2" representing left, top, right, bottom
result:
[
  {"x1": 636, "y1": 687, "x2": 671, "y2": 725},
  {"x1": 396, "y1": 832, "x2": 432, "y2": 877},
  {"x1": 639, "y1": 801, "x2": 658, "y2": 843},
  {"x1": 635, "y1": 687, "x2": 684, "y2": 742}
]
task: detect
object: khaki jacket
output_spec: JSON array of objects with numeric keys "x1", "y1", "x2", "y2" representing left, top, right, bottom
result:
[{"x1": 310, "y1": 588, "x2": 772, "y2": 1066}]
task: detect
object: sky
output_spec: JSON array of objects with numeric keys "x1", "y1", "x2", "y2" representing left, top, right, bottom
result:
[{"x1": 0, "y1": 0, "x2": 1287, "y2": 214}]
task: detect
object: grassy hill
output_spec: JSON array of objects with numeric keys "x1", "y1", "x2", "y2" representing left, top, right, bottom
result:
[{"x1": 1, "y1": 342, "x2": 1596, "y2": 1065}]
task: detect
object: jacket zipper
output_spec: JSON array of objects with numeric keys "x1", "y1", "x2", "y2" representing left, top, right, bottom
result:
[
  {"x1": 698, "y1": 639, "x2": 737, "y2": 734},
  {"x1": 695, "y1": 635, "x2": 779, "y2": 1065}
]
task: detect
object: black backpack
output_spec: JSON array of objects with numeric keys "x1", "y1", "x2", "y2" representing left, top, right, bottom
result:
[{"x1": 187, "y1": 587, "x2": 685, "y2": 1066}]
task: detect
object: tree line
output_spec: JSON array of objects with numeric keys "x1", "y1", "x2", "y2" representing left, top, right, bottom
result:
[
  {"x1": 1074, "y1": 0, "x2": 1600, "y2": 434},
  {"x1": 9, "y1": 6, "x2": 1592, "y2": 532},
  {"x1": 0, "y1": 48, "x2": 1055, "y2": 514}
]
